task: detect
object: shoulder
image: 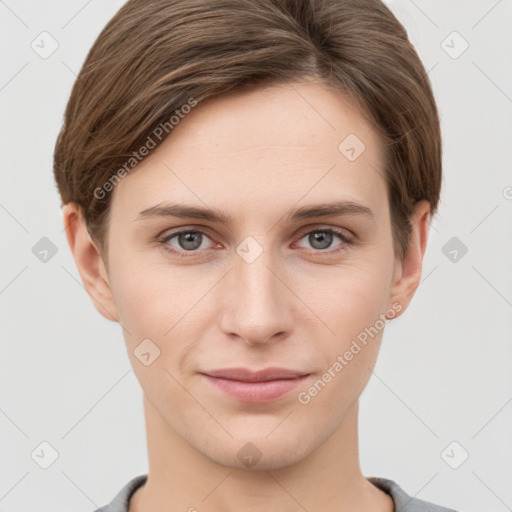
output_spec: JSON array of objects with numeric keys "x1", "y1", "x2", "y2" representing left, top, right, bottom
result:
[
  {"x1": 91, "y1": 474, "x2": 148, "y2": 512},
  {"x1": 93, "y1": 474, "x2": 460, "y2": 512},
  {"x1": 368, "y1": 476, "x2": 460, "y2": 512}
]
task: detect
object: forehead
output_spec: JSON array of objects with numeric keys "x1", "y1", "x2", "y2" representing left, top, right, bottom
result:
[{"x1": 111, "y1": 81, "x2": 388, "y2": 222}]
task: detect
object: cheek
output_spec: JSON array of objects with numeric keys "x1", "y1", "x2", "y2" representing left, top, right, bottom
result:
[
  {"x1": 107, "y1": 260, "x2": 169, "y2": 353},
  {"x1": 108, "y1": 264, "x2": 198, "y2": 405},
  {"x1": 293, "y1": 257, "x2": 392, "y2": 397},
  {"x1": 112, "y1": 277, "x2": 163, "y2": 342},
  {"x1": 295, "y1": 269, "x2": 389, "y2": 411},
  {"x1": 297, "y1": 258, "x2": 392, "y2": 334},
  {"x1": 109, "y1": 259, "x2": 215, "y2": 362}
]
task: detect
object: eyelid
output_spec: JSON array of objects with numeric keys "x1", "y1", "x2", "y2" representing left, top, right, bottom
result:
[
  {"x1": 294, "y1": 223, "x2": 354, "y2": 240},
  {"x1": 157, "y1": 223, "x2": 355, "y2": 257},
  {"x1": 157, "y1": 226, "x2": 220, "y2": 249},
  {"x1": 158, "y1": 224, "x2": 216, "y2": 240},
  {"x1": 292, "y1": 226, "x2": 355, "y2": 253}
]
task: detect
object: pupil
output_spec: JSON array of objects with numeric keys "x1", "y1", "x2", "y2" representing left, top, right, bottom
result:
[
  {"x1": 179, "y1": 232, "x2": 202, "y2": 250},
  {"x1": 310, "y1": 231, "x2": 332, "y2": 250}
]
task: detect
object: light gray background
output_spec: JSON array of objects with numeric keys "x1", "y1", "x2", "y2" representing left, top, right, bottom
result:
[{"x1": 1, "y1": 1, "x2": 511, "y2": 511}]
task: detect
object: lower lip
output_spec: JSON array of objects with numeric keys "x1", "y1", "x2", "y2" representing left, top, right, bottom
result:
[{"x1": 202, "y1": 374, "x2": 310, "y2": 403}]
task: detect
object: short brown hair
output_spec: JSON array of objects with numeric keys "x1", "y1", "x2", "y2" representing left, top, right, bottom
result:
[{"x1": 53, "y1": 0, "x2": 442, "y2": 262}]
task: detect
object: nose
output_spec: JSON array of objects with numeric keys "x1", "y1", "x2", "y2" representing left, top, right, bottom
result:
[{"x1": 217, "y1": 243, "x2": 294, "y2": 345}]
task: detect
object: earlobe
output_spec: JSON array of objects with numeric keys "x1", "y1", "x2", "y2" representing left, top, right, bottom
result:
[
  {"x1": 62, "y1": 203, "x2": 119, "y2": 323},
  {"x1": 387, "y1": 200, "x2": 431, "y2": 317}
]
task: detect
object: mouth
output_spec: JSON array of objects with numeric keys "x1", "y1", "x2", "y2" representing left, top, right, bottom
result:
[{"x1": 199, "y1": 367, "x2": 311, "y2": 403}]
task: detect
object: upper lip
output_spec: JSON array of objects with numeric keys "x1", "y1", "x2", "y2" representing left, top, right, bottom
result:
[{"x1": 202, "y1": 367, "x2": 309, "y2": 382}]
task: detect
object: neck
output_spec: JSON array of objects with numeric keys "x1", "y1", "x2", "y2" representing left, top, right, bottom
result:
[{"x1": 129, "y1": 395, "x2": 394, "y2": 512}]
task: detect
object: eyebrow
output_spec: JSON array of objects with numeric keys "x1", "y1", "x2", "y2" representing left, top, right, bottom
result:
[{"x1": 133, "y1": 200, "x2": 374, "y2": 225}]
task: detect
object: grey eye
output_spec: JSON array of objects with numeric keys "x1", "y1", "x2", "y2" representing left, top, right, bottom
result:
[
  {"x1": 308, "y1": 231, "x2": 334, "y2": 250},
  {"x1": 176, "y1": 231, "x2": 204, "y2": 250}
]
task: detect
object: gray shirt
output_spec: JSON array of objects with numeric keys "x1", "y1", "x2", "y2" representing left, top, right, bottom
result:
[{"x1": 92, "y1": 474, "x2": 460, "y2": 511}]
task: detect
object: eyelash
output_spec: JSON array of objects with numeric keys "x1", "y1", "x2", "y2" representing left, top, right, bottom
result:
[{"x1": 157, "y1": 226, "x2": 355, "y2": 258}]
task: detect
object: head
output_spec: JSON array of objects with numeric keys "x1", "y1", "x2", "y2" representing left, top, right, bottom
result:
[{"x1": 54, "y1": 0, "x2": 441, "y2": 470}]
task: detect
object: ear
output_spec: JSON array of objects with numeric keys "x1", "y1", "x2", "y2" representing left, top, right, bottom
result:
[
  {"x1": 62, "y1": 203, "x2": 119, "y2": 322},
  {"x1": 387, "y1": 200, "x2": 431, "y2": 318}
]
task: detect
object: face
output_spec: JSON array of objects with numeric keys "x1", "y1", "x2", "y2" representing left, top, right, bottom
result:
[{"x1": 93, "y1": 81, "x2": 409, "y2": 470}]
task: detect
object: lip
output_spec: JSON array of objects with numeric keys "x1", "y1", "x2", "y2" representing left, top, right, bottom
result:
[{"x1": 200, "y1": 367, "x2": 310, "y2": 403}]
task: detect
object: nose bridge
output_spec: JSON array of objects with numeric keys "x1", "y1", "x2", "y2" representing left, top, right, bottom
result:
[
  {"x1": 219, "y1": 238, "x2": 292, "y2": 344},
  {"x1": 238, "y1": 249, "x2": 277, "y2": 307}
]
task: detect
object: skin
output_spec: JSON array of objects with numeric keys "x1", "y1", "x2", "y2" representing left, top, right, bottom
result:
[{"x1": 63, "y1": 80, "x2": 430, "y2": 512}]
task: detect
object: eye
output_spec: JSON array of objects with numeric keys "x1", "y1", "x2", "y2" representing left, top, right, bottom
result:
[
  {"x1": 295, "y1": 227, "x2": 354, "y2": 253},
  {"x1": 158, "y1": 228, "x2": 218, "y2": 257},
  {"x1": 157, "y1": 226, "x2": 355, "y2": 259}
]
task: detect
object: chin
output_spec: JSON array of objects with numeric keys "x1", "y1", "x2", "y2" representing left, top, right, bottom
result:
[{"x1": 199, "y1": 431, "x2": 315, "y2": 472}]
